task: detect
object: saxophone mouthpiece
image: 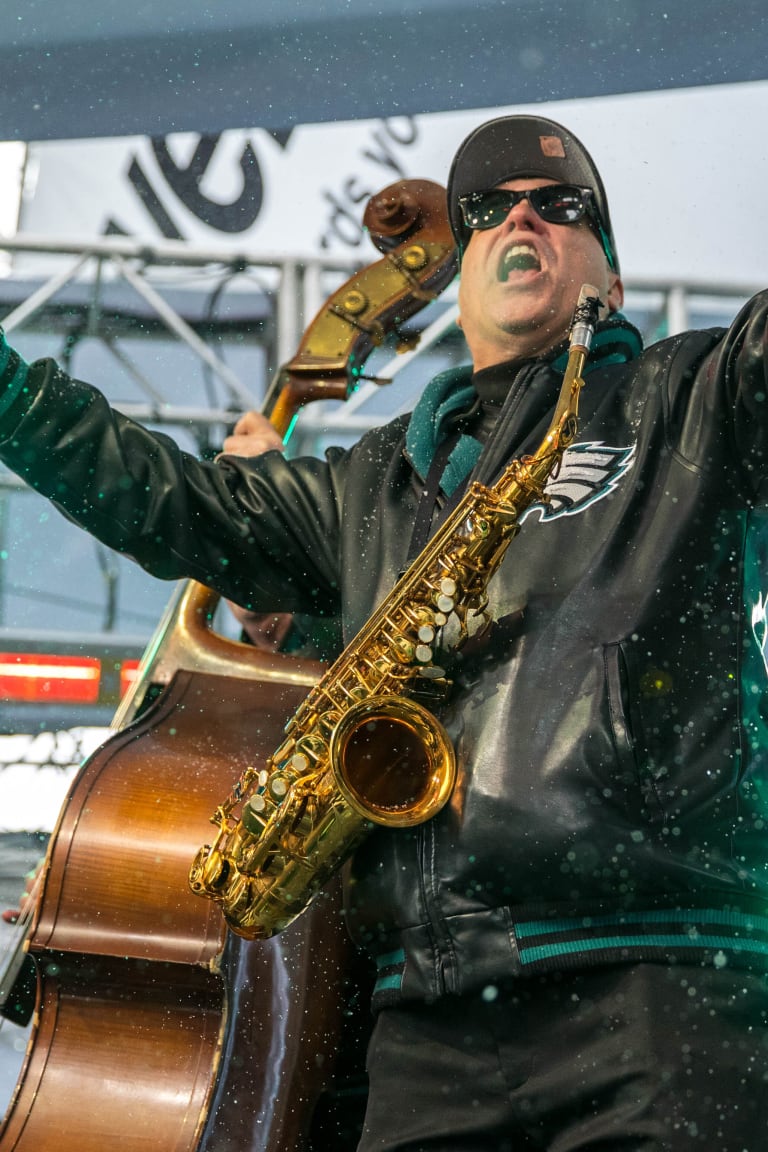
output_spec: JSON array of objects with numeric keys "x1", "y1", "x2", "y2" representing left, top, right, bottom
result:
[
  {"x1": 569, "y1": 283, "x2": 604, "y2": 351},
  {"x1": 577, "y1": 282, "x2": 601, "y2": 307}
]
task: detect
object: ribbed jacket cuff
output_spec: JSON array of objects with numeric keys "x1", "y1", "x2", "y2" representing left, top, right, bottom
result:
[{"x1": 0, "y1": 327, "x2": 30, "y2": 420}]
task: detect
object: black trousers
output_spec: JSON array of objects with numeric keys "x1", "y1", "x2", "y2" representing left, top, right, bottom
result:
[{"x1": 357, "y1": 962, "x2": 768, "y2": 1151}]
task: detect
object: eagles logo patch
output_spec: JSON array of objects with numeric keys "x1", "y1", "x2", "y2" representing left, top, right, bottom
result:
[{"x1": 518, "y1": 441, "x2": 636, "y2": 524}]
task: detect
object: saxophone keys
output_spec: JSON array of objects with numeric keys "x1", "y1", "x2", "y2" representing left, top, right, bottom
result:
[
  {"x1": 244, "y1": 769, "x2": 270, "y2": 814},
  {"x1": 415, "y1": 643, "x2": 433, "y2": 663},
  {"x1": 392, "y1": 635, "x2": 416, "y2": 662},
  {"x1": 269, "y1": 773, "x2": 290, "y2": 799},
  {"x1": 435, "y1": 575, "x2": 457, "y2": 614}
]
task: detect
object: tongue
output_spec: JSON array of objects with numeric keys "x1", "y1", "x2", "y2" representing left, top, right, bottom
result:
[{"x1": 504, "y1": 251, "x2": 539, "y2": 277}]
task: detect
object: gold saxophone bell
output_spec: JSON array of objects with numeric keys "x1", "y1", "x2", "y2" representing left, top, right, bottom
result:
[{"x1": 330, "y1": 695, "x2": 456, "y2": 828}]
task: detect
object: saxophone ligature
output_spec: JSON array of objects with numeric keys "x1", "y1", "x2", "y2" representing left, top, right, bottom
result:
[{"x1": 189, "y1": 284, "x2": 604, "y2": 939}]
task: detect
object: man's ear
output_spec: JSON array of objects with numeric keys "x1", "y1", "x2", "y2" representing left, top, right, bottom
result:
[{"x1": 606, "y1": 271, "x2": 624, "y2": 313}]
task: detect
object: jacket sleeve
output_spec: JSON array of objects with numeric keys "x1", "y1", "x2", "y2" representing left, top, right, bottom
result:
[
  {"x1": 694, "y1": 290, "x2": 768, "y2": 496},
  {"x1": 0, "y1": 357, "x2": 347, "y2": 616},
  {"x1": 727, "y1": 291, "x2": 768, "y2": 490}
]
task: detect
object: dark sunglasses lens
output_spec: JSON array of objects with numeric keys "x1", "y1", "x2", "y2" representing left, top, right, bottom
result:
[
  {"x1": 532, "y1": 186, "x2": 586, "y2": 222},
  {"x1": 462, "y1": 190, "x2": 515, "y2": 230},
  {"x1": 461, "y1": 186, "x2": 589, "y2": 231}
]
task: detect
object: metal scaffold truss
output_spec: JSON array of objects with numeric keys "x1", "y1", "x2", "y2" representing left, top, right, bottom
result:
[{"x1": 0, "y1": 232, "x2": 763, "y2": 457}]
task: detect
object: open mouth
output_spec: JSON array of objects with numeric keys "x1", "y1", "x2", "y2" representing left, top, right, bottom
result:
[{"x1": 498, "y1": 244, "x2": 541, "y2": 281}]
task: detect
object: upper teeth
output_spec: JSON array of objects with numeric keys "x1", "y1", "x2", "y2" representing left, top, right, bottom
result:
[{"x1": 500, "y1": 245, "x2": 539, "y2": 278}]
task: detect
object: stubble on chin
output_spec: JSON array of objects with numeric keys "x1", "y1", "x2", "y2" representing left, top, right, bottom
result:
[{"x1": 494, "y1": 303, "x2": 570, "y2": 360}]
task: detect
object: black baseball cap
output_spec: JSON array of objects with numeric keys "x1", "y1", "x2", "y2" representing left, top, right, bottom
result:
[{"x1": 447, "y1": 114, "x2": 619, "y2": 271}]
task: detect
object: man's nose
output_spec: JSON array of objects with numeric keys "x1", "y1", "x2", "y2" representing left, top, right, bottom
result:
[{"x1": 503, "y1": 196, "x2": 539, "y2": 230}]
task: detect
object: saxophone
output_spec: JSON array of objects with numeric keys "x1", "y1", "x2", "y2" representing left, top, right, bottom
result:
[{"x1": 189, "y1": 285, "x2": 603, "y2": 939}]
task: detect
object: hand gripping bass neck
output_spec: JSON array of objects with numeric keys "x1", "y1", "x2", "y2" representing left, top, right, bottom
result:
[{"x1": 188, "y1": 285, "x2": 604, "y2": 940}]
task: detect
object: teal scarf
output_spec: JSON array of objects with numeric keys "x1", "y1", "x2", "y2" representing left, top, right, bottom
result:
[{"x1": 405, "y1": 313, "x2": 643, "y2": 496}]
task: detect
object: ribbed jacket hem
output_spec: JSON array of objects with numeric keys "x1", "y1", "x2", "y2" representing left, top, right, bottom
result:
[{"x1": 371, "y1": 904, "x2": 768, "y2": 1010}]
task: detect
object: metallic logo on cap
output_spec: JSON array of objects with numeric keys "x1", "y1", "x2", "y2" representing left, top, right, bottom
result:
[{"x1": 539, "y1": 135, "x2": 566, "y2": 158}]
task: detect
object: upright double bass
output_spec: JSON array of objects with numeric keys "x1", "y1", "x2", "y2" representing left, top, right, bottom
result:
[{"x1": 0, "y1": 180, "x2": 457, "y2": 1152}]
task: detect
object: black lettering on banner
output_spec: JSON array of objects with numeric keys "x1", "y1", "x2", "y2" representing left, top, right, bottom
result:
[
  {"x1": 362, "y1": 116, "x2": 420, "y2": 175},
  {"x1": 152, "y1": 135, "x2": 264, "y2": 234},
  {"x1": 380, "y1": 117, "x2": 419, "y2": 146},
  {"x1": 319, "y1": 116, "x2": 419, "y2": 250},
  {"x1": 321, "y1": 177, "x2": 379, "y2": 247},
  {"x1": 127, "y1": 155, "x2": 184, "y2": 240},
  {"x1": 361, "y1": 131, "x2": 407, "y2": 180}
]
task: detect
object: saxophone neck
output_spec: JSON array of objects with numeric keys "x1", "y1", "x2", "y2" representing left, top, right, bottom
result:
[{"x1": 541, "y1": 283, "x2": 604, "y2": 454}]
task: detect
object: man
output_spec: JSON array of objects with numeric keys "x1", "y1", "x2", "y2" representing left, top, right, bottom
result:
[{"x1": 1, "y1": 114, "x2": 767, "y2": 1149}]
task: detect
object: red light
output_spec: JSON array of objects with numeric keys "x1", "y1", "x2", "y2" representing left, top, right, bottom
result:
[
  {"x1": 120, "y1": 659, "x2": 141, "y2": 698},
  {"x1": 0, "y1": 653, "x2": 102, "y2": 704}
]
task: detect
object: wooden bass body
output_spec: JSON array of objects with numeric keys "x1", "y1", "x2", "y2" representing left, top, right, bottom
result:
[{"x1": 0, "y1": 622, "x2": 367, "y2": 1152}]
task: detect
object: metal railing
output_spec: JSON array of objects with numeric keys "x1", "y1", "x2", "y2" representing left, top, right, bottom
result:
[
  {"x1": 0, "y1": 236, "x2": 763, "y2": 740},
  {"x1": 0, "y1": 233, "x2": 763, "y2": 453},
  {"x1": 0, "y1": 233, "x2": 361, "y2": 437}
]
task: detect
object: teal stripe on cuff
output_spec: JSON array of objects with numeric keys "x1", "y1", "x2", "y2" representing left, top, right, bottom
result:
[
  {"x1": 376, "y1": 948, "x2": 405, "y2": 970},
  {"x1": 515, "y1": 908, "x2": 768, "y2": 938},
  {"x1": 519, "y1": 933, "x2": 768, "y2": 966},
  {"x1": 373, "y1": 973, "x2": 404, "y2": 993}
]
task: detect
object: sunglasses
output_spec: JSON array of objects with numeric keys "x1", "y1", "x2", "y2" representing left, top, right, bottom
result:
[{"x1": 458, "y1": 184, "x2": 616, "y2": 269}]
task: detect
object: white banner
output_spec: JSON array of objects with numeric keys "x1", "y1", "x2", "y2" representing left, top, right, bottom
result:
[{"x1": 18, "y1": 80, "x2": 768, "y2": 285}]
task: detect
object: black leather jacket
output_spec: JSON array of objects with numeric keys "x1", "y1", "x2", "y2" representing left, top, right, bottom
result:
[{"x1": 2, "y1": 295, "x2": 768, "y2": 1005}]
